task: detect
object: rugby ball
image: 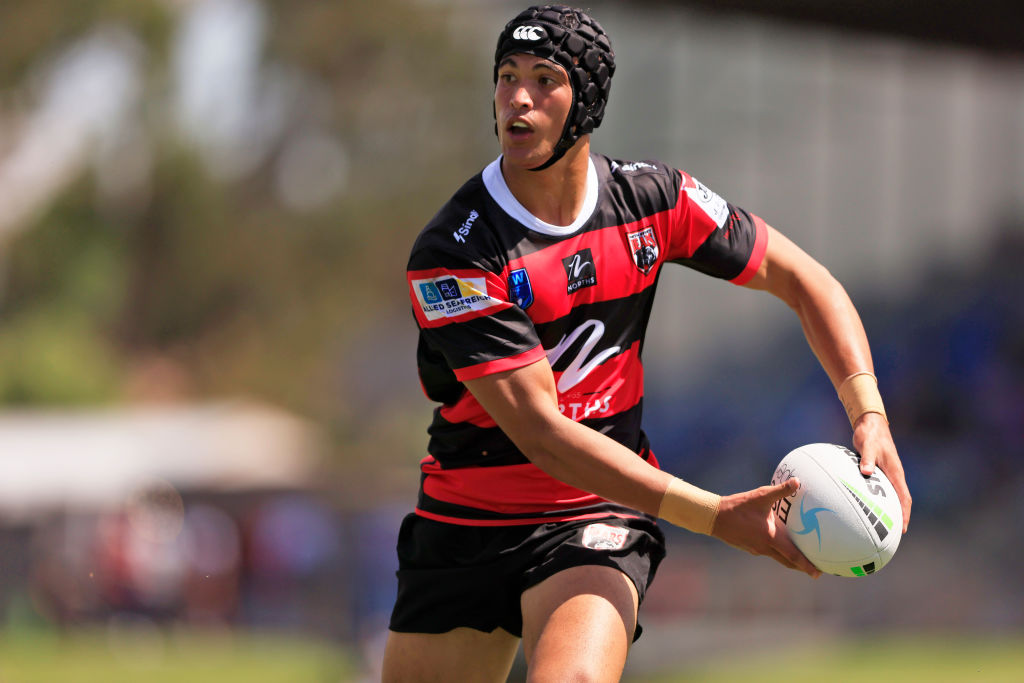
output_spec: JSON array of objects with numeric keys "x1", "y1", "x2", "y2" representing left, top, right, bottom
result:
[{"x1": 771, "y1": 443, "x2": 902, "y2": 577}]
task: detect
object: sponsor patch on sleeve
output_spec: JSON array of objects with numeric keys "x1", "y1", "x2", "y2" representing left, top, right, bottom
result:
[
  {"x1": 412, "y1": 274, "x2": 501, "y2": 321},
  {"x1": 685, "y1": 176, "x2": 729, "y2": 228}
]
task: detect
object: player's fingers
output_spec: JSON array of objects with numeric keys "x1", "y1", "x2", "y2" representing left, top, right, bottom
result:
[
  {"x1": 766, "y1": 546, "x2": 796, "y2": 570},
  {"x1": 877, "y1": 455, "x2": 912, "y2": 532},
  {"x1": 771, "y1": 526, "x2": 822, "y2": 578},
  {"x1": 888, "y1": 471, "x2": 912, "y2": 533},
  {"x1": 859, "y1": 450, "x2": 876, "y2": 476},
  {"x1": 895, "y1": 483, "x2": 912, "y2": 533},
  {"x1": 767, "y1": 545, "x2": 819, "y2": 578},
  {"x1": 763, "y1": 477, "x2": 799, "y2": 503}
]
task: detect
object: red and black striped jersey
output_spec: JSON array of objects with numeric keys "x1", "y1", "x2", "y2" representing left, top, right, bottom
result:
[{"x1": 406, "y1": 153, "x2": 768, "y2": 526}]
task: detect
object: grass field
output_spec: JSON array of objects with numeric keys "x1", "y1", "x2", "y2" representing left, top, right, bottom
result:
[
  {"x1": 1, "y1": 629, "x2": 1021, "y2": 682},
  {"x1": 0, "y1": 627, "x2": 355, "y2": 683},
  {"x1": 637, "y1": 634, "x2": 1024, "y2": 683}
]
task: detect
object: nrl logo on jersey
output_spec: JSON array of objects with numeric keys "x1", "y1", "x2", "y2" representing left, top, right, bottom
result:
[
  {"x1": 508, "y1": 268, "x2": 534, "y2": 309},
  {"x1": 626, "y1": 226, "x2": 659, "y2": 274}
]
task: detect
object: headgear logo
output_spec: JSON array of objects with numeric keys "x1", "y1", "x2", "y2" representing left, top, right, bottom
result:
[{"x1": 512, "y1": 25, "x2": 545, "y2": 42}]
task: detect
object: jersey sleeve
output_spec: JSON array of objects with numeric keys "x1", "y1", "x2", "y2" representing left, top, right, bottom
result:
[
  {"x1": 663, "y1": 170, "x2": 768, "y2": 285},
  {"x1": 408, "y1": 241, "x2": 545, "y2": 397}
]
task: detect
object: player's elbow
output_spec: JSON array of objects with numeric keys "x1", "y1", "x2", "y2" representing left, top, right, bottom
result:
[
  {"x1": 779, "y1": 260, "x2": 844, "y2": 315},
  {"x1": 500, "y1": 410, "x2": 576, "y2": 474}
]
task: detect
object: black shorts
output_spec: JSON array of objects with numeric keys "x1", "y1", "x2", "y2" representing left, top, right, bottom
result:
[{"x1": 388, "y1": 513, "x2": 666, "y2": 641}]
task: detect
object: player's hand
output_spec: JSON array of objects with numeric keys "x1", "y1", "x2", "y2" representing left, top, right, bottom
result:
[
  {"x1": 853, "y1": 412, "x2": 912, "y2": 533},
  {"x1": 711, "y1": 479, "x2": 822, "y2": 578}
]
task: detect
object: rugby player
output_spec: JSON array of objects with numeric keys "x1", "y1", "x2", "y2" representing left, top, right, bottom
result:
[{"x1": 384, "y1": 5, "x2": 912, "y2": 681}]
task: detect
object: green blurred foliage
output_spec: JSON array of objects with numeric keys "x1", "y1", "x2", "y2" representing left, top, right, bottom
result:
[
  {"x1": 0, "y1": 177, "x2": 126, "y2": 405},
  {"x1": 0, "y1": 0, "x2": 495, "y2": 446},
  {"x1": 0, "y1": 0, "x2": 171, "y2": 88}
]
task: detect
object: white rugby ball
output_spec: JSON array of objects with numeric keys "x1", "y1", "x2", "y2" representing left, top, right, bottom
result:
[{"x1": 771, "y1": 443, "x2": 902, "y2": 577}]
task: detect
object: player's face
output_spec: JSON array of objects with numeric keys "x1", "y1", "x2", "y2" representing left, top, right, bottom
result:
[{"x1": 494, "y1": 54, "x2": 572, "y2": 169}]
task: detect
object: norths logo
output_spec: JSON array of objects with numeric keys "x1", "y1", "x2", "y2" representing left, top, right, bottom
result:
[{"x1": 512, "y1": 25, "x2": 545, "y2": 42}]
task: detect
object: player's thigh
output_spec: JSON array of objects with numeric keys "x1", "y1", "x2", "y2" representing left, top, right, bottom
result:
[
  {"x1": 381, "y1": 627, "x2": 520, "y2": 683},
  {"x1": 520, "y1": 564, "x2": 639, "y2": 683}
]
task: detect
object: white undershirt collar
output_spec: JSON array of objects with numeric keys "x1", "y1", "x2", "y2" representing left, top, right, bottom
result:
[{"x1": 482, "y1": 155, "x2": 598, "y2": 237}]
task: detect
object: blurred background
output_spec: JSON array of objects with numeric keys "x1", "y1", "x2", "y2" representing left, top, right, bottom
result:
[{"x1": 0, "y1": 0, "x2": 1021, "y2": 680}]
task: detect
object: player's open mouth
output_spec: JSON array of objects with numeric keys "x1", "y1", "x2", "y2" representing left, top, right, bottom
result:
[{"x1": 506, "y1": 120, "x2": 534, "y2": 139}]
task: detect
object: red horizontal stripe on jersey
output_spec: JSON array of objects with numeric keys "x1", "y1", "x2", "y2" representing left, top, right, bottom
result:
[
  {"x1": 730, "y1": 214, "x2": 768, "y2": 286},
  {"x1": 454, "y1": 344, "x2": 547, "y2": 382},
  {"x1": 438, "y1": 386, "x2": 497, "y2": 427},
  {"x1": 421, "y1": 459, "x2": 603, "y2": 515},
  {"x1": 550, "y1": 340, "x2": 643, "y2": 420},
  {"x1": 414, "y1": 508, "x2": 642, "y2": 527},
  {"x1": 504, "y1": 224, "x2": 662, "y2": 326}
]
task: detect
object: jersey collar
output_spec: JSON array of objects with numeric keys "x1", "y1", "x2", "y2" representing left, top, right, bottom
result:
[{"x1": 482, "y1": 155, "x2": 598, "y2": 237}]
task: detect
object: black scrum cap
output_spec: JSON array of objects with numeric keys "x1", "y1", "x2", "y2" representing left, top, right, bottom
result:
[{"x1": 494, "y1": 5, "x2": 615, "y2": 170}]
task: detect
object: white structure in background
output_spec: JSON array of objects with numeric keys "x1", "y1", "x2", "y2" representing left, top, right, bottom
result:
[
  {"x1": 593, "y1": 3, "x2": 1024, "y2": 380},
  {"x1": 0, "y1": 400, "x2": 321, "y2": 522},
  {"x1": 173, "y1": 0, "x2": 279, "y2": 179},
  {"x1": 0, "y1": 28, "x2": 143, "y2": 241}
]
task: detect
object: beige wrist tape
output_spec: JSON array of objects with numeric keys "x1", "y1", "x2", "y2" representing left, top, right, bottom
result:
[
  {"x1": 658, "y1": 478, "x2": 721, "y2": 535},
  {"x1": 837, "y1": 371, "x2": 887, "y2": 427}
]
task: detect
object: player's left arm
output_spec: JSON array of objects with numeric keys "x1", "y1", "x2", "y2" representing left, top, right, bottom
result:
[{"x1": 742, "y1": 225, "x2": 912, "y2": 532}]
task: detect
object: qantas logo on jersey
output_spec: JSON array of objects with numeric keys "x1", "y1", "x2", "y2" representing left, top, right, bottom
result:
[
  {"x1": 412, "y1": 275, "x2": 500, "y2": 321},
  {"x1": 562, "y1": 249, "x2": 597, "y2": 294},
  {"x1": 626, "y1": 226, "x2": 659, "y2": 274}
]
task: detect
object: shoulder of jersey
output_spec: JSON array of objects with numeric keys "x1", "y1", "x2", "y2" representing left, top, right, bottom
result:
[
  {"x1": 605, "y1": 156, "x2": 676, "y2": 190},
  {"x1": 410, "y1": 176, "x2": 493, "y2": 266},
  {"x1": 606, "y1": 155, "x2": 672, "y2": 179},
  {"x1": 601, "y1": 155, "x2": 681, "y2": 212}
]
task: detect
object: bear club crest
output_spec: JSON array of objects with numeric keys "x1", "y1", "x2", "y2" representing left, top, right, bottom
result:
[{"x1": 626, "y1": 226, "x2": 659, "y2": 274}]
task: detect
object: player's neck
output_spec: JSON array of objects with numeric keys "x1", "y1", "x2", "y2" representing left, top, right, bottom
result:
[{"x1": 501, "y1": 141, "x2": 590, "y2": 227}]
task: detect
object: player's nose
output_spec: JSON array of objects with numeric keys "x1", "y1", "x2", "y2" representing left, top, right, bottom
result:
[{"x1": 509, "y1": 84, "x2": 533, "y2": 110}]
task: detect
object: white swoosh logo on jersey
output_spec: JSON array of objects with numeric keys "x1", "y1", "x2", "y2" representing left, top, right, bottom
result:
[{"x1": 546, "y1": 319, "x2": 620, "y2": 393}]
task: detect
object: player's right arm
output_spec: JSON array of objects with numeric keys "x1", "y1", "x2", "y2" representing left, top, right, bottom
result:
[{"x1": 464, "y1": 357, "x2": 821, "y2": 578}]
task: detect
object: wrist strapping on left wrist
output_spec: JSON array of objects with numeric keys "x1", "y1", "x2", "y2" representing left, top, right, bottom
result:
[
  {"x1": 658, "y1": 477, "x2": 721, "y2": 536},
  {"x1": 837, "y1": 371, "x2": 887, "y2": 428}
]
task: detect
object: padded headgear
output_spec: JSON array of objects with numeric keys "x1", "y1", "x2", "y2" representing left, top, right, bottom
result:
[{"x1": 494, "y1": 5, "x2": 615, "y2": 171}]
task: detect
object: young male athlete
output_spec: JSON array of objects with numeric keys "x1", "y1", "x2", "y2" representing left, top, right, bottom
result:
[{"x1": 384, "y1": 5, "x2": 912, "y2": 682}]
